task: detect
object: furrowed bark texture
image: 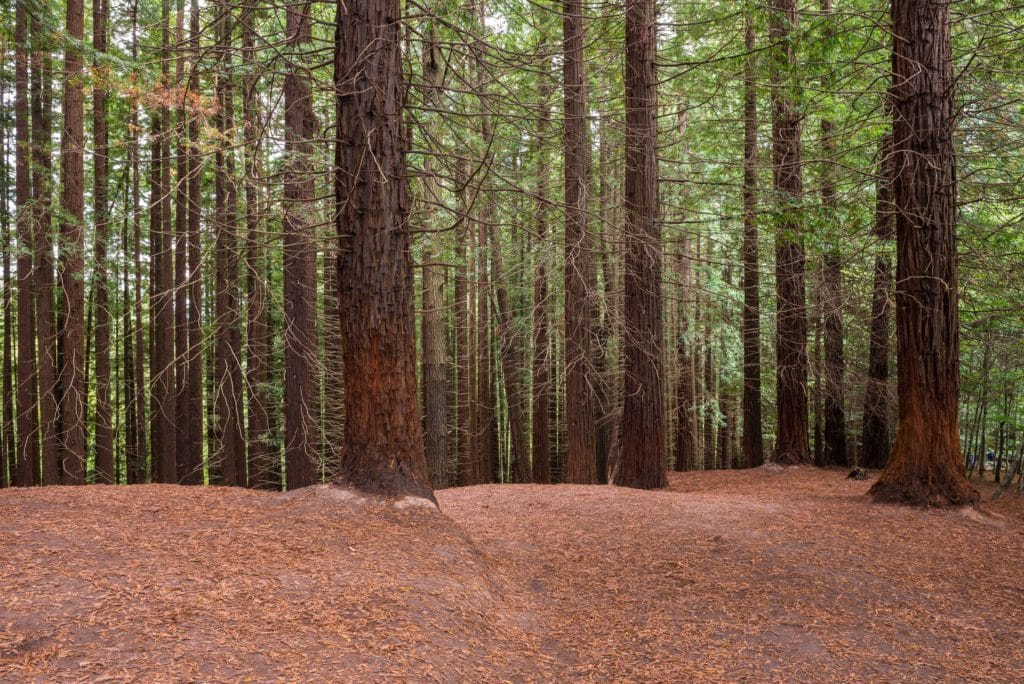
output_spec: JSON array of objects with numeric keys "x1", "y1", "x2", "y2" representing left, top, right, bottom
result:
[
  {"x1": 616, "y1": 0, "x2": 666, "y2": 489},
  {"x1": 283, "y1": 1, "x2": 318, "y2": 489},
  {"x1": 562, "y1": 0, "x2": 597, "y2": 483},
  {"x1": 334, "y1": 0, "x2": 434, "y2": 501},
  {"x1": 869, "y1": 0, "x2": 978, "y2": 506},
  {"x1": 770, "y1": 0, "x2": 810, "y2": 465}
]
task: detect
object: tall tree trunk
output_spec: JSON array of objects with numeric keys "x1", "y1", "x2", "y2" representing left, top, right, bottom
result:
[
  {"x1": 673, "y1": 241, "x2": 696, "y2": 472},
  {"x1": 0, "y1": 87, "x2": 12, "y2": 487},
  {"x1": 769, "y1": 0, "x2": 810, "y2": 465},
  {"x1": 531, "y1": 76, "x2": 553, "y2": 484},
  {"x1": 616, "y1": 0, "x2": 666, "y2": 489},
  {"x1": 90, "y1": 0, "x2": 113, "y2": 482},
  {"x1": 869, "y1": 0, "x2": 978, "y2": 506},
  {"x1": 562, "y1": 0, "x2": 597, "y2": 483},
  {"x1": 14, "y1": 0, "x2": 38, "y2": 487},
  {"x1": 283, "y1": 0, "x2": 318, "y2": 489},
  {"x1": 819, "y1": 0, "x2": 847, "y2": 468},
  {"x1": 861, "y1": 134, "x2": 894, "y2": 470},
  {"x1": 31, "y1": 14, "x2": 57, "y2": 485},
  {"x1": 454, "y1": 159, "x2": 474, "y2": 486},
  {"x1": 150, "y1": 0, "x2": 176, "y2": 483},
  {"x1": 334, "y1": 0, "x2": 434, "y2": 501},
  {"x1": 242, "y1": 2, "x2": 272, "y2": 488},
  {"x1": 491, "y1": 232, "x2": 530, "y2": 484},
  {"x1": 741, "y1": 12, "x2": 764, "y2": 468},
  {"x1": 214, "y1": 0, "x2": 246, "y2": 486},
  {"x1": 58, "y1": 0, "x2": 88, "y2": 484}
]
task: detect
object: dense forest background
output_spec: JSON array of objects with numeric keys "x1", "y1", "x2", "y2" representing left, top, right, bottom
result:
[{"x1": 0, "y1": 0, "x2": 1022, "y2": 490}]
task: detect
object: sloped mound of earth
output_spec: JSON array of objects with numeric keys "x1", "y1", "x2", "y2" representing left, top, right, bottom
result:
[
  {"x1": 2, "y1": 467, "x2": 1024, "y2": 681},
  {"x1": 0, "y1": 484, "x2": 538, "y2": 681}
]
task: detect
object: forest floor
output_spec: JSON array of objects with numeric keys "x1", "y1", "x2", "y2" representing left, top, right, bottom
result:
[{"x1": 1, "y1": 467, "x2": 1023, "y2": 682}]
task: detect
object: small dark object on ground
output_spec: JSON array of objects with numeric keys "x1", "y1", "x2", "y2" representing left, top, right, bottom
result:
[{"x1": 848, "y1": 467, "x2": 868, "y2": 480}]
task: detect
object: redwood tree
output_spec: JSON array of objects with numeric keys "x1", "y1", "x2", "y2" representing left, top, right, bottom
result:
[
  {"x1": 562, "y1": 0, "x2": 597, "y2": 483},
  {"x1": 769, "y1": 0, "x2": 810, "y2": 465},
  {"x1": 14, "y1": 0, "x2": 38, "y2": 487},
  {"x1": 334, "y1": 0, "x2": 434, "y2": 501},
  {"x1": 869, "y1": 0, "x2": 978, "y2": 506},
  {"x1": 616, "y1": 0, "x2": 666, "y2": 489},
  {"x1": 740, "y1": 12, "x2": 764, "y2": 468},
  {"x1": 283, "y1": 0, "x2": 318, "y2": 490}
]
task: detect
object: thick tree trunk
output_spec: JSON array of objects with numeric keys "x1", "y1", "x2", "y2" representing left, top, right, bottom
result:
[
  {"x1": 869, "y1": 0, "x2": 978, "y2": 506},
  {"x1": 334, "y1": 0, "x2": 434, "y2": 501},
  {"x1": 91, "y1": 0, "x2": 114, "y2": 483},
  {"x1": 243, "y1": 3, "x2": 272, "y2": 489},
  {"x1": 31, "y1": 19, "x2": 57, "y2": 485},
  {"x1": 213, "y1": 0, "x2": 246, "y2": 486},
  {"x1": 562, "y1": 0, "x2": 597, "y2": 483},
  {"x1": 149, "y1": 0, "x2": 176, "y2": 484},
  {"x1": 616, "y1": 0, "x2": 666, "y2": 489},
  {"x1": 14, "y1": 0, "x2": 38, "y2": 487},
  {"x1": 282, "y1": 0, "x2": 318, "y2": 490},
  {"x1": 769, "y1": 0, "x2": 810, "y2": 465},
  {"x1": 740, "y1": 14, "x2": 764, "y2": 469}
]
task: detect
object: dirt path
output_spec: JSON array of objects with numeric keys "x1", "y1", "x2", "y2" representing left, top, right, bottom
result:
[
  {"x1": 2, "y1": 468, "x2": 1023, "y2": 681},
  {"x1": 442, "y1": 468, "x2": 1024, "y2": 681}
]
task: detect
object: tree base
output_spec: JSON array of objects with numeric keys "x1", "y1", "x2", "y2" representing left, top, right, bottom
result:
[{"x1": 869, "y1": 478, "x2": 978, "y2": 508}]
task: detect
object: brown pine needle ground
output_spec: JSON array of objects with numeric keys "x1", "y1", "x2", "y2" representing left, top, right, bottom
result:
[{"x1": 2, "y1": 467, "x2": 1022, "y2": 681}]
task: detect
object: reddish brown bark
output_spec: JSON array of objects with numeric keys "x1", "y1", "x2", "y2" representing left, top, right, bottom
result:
[
  {"x1": 243, "y1": 5, "x2": 273, "y2": 489},
  {"x1": 149, "y1": 0, "x2": 176, "y2": 484},
  {"x1": 213, "y1": 0, "x2": 246, "y2": 486},
  {"x1": 334, "y1": 0, "x2": 434, "y2": 500},
  {"x1": 869, "y1": 0, "x2": 978, "y2": 506},
  {"x1": 14, "y1": 0, "x2": 38, "y2": 487},
  {"x1": 616, "y1": 0, "x2": 666, "y2": 489},
  {"x1": 31, "y1": 15, "x2": 57, "y2": 485},
  {"x1": 0, "y1": 95, "x2": 12, "y2": 487},
  {"x1": 769, "y1": 0, "x2": 810, "y2": 465},
  {"x1": 282, "y1": 1, "x2": 318, "y2": 490},
  {"x1": 562, "y1": 0, "x2": 597, "y2": 483}
]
